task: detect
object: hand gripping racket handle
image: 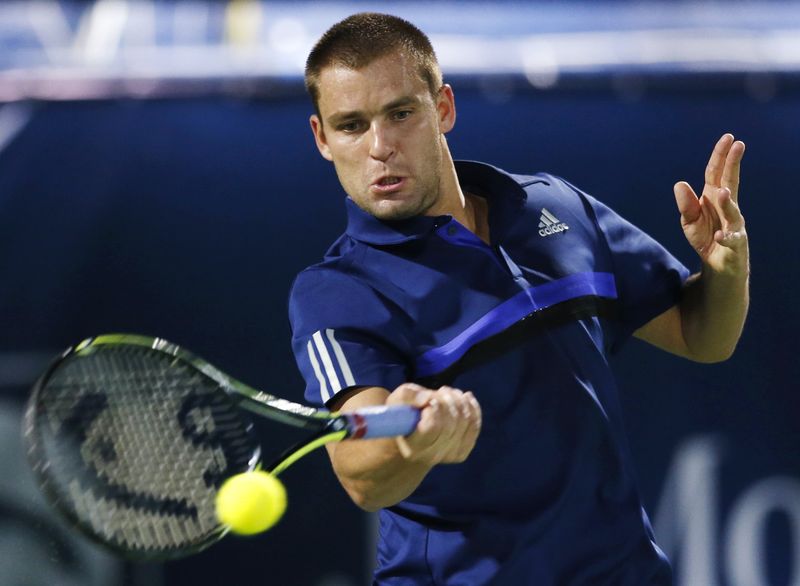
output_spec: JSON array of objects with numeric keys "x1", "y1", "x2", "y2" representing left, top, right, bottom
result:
[{"x1": 341, "y1": 405, "x2": 420, "y2": 439}]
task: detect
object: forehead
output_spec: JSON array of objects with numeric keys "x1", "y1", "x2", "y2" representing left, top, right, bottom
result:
[{"x1": 316, "y1": 52, "x2": 431, "y2": 118}]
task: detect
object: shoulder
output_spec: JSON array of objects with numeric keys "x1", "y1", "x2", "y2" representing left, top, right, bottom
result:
[
  {"x1": 513, "y1": 172, "x2": 595, "y2": 209},
  {"x1": 289, "y1": 232, "x2": 367, "y2": 300},
  {"x1": 290, "y1": 263, "x2": 368, "y2": 308},
  {"x1": 503, "y1": 171, "x2": 606, "y2": 241},
  {"x1": 289, "y1": 261, "x2": 398, "y2": 333}
]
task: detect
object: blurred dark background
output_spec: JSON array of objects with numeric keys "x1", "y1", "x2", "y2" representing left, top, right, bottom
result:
[{"x1": 1, "y1": 1, "x2": 798, "y2": 585}]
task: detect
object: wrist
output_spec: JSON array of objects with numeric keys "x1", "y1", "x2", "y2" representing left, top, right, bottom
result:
[{"x1": 701, "y1": 255, "x2": 749, "y2": 282}]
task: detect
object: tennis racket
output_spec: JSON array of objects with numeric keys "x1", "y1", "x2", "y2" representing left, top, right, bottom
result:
[{"x1": 23, "y1": 334, "x2": 419, "y2": 560}]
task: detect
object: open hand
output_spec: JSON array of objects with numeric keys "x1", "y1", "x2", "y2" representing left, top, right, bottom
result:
[{"x1": 674, "y1": 133, "x2": 748, "y2": 276}]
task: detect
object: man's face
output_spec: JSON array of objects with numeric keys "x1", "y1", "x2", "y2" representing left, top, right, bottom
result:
[{"x1": 310, "y1": 52, "x2": 455, "y2": 221}]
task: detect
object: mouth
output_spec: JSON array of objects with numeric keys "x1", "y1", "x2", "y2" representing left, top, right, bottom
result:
[{"x1": 371, "y1": 175, "x2": 406, "y2": 194}]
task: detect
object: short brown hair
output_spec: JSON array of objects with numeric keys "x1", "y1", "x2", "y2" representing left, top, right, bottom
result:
[{"x1": 305, "y1": 13, "x2": 443, "y2": 116}]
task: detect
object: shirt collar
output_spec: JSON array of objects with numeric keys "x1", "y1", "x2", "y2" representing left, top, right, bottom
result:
[{"x1": 345, "y1": 160, "x2": 528, "y2": 246}]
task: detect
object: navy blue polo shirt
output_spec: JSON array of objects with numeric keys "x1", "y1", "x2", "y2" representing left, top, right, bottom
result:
[{"x1": 289, "y1": 161, "x2": 689, "y2": 585}]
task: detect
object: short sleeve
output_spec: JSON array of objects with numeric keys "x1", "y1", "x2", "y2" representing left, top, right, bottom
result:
[
  {"x1": 288, "y1": 268, "x2": 409, "y2": 407},
  {"x1": 581, "y1": 190, "x2": 691, "y2": 350}
]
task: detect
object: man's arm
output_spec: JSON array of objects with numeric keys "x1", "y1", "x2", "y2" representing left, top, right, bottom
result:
[
  {"x1": 635, "y1": 133, "x2": 749, "y2": 362},
  {"x1": 326, "y1": 383, "x2": 481, "y2": 512}
]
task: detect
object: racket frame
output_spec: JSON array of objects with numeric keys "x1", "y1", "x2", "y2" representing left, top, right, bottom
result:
[{"x1": 23, "y1": 333, "x2": 415, "y2": 560}]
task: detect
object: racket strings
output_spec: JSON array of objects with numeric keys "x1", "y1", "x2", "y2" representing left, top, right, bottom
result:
[{"x1": 30, "y1": 345, "x2": 258, "y2": 555}]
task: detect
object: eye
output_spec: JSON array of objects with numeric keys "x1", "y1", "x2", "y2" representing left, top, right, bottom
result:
[
  {"x1": 337, "y1": 120, "x2": 363, "y2": 133},
  {"x1": 392, "y1": 110, "x2": 412, "y2": 121}
]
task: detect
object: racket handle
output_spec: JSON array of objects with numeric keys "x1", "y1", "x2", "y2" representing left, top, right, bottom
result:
[{"x1": 341, "y1": 405, "x2": 421, "y2": 439}]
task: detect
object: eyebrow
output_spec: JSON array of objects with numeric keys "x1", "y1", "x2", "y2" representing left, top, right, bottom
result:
[{"x1": 327, "y1": 95, "x2": 422, "y2": 126}]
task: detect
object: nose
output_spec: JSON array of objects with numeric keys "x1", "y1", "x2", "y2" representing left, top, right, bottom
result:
[{"x1": 368, "y1": 122, "x2": 394, "y2": 162}]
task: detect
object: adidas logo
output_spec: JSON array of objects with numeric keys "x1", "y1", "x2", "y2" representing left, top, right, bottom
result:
[{"x1": 538, "y1": 208, "x2": 569, "y2": 237}]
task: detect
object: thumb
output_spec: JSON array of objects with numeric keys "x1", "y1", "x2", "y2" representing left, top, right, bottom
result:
[
  {"x1": 389, "y1": 383, "x2": 434, "y2": 408},
  {"x1": 674, "y1": 181, "x2": 701, "y2": 223}
]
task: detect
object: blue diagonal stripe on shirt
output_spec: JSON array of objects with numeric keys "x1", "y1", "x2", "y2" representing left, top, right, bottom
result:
[{"x1": 414, "y1": 271, "x2": 618, "y2": 377}]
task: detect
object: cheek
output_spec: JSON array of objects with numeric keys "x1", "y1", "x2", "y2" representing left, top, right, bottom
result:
[
  {"x1": 414, "y1": 128, "x2": 443, "y2": 169},
  {"x1": 331, "y1": 154, "x2": 367, "y2": 192},
  {"x1": 335, "y1": 141, "x2": 370, "y2": 173},
  {"x1": 412, "y1": 119, "x2": 441, "y2": 154},
  {"x1": 330, "y1": 137, "x2": 364, "y2": 164}
]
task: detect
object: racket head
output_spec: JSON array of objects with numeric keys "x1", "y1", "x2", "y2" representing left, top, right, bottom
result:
[{"x1": 24, "y1": 334, "x2": 262, "y2": 560}]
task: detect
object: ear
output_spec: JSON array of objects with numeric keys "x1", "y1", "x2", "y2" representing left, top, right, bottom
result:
[
  {"x1": 310, "y1": 115, "x2": 333, "y2": 161},
  {"x1": 436, "y1": 84, "x2": 456, "y2": 134}
]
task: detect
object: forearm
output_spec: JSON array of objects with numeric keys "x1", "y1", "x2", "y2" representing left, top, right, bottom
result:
[
  {"x1": 326, "y1": 383, "x2": 481, "y2": 512},
  {"x1": 679, "y1": 259, "x2": 749, "y2": 362},
  {"x1": 327, "y1": 439, "x2": 433, "y2": 511}
]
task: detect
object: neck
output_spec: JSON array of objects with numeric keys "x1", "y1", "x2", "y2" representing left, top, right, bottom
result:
[
  {"x1": 435, "y1": 145, "x2": 491, "y2": 243},
  {"x1": 464, "y1": 192, "x2": 490, "y2": 244},
  {"x1": 423, "y1": 139, "x2": 463, "y2": 215},
  {"x1": 422, "y1": 139, "x2": 490, "y2": 243}
]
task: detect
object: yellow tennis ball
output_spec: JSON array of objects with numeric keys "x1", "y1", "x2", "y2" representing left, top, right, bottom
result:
[{"x1": 215, "y1": 471, "x2": 287, "y2": 535}]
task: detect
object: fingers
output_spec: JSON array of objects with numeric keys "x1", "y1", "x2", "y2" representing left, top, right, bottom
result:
[
  {"x1": 698, "y1": 185, "x2": 743, "y2": 233},
  {"x1": 705, "y1": 133, "x2": 745, "y2": 204},
  {"x1": 721, "y1": 139, "x2": 745, "y2": 204},
  {"x1": 704, "y1": 133, "x2": 734, "y2": 187},
  {"x1": 714, "y1": 228, "x2": 748, "y2": 250},
  {"x1": 434, "y1": 387, "x2": 481, "y2": 463},
  {"x1": 388, "y1": 383, "x2": 434, "y2": 409},
  {"x1": 394, "y1": 397, "x2": 443, "y2": 459},
  {"x1": 712, "y1": 187, "x2": 747, "y2": 250},
  {"x1": 457, "y1": 392, "x2": 482, "y2": 461},
  {"x1": 716, "y1": 187, "x2": 743, "y2": 229},
  {"x1": 393, "y1": 384, "x2": 481, "y2": 465}
]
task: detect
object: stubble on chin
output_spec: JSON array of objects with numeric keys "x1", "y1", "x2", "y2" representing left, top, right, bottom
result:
[
  {"x1": 365, "y1": 200, "x2": 418, "y2": 222},
  {"x1": 367, "y1": 190, "x2": 439, "y2": 222}
]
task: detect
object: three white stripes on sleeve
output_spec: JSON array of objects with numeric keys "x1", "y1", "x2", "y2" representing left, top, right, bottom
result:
[{"x1": 307, "y1": 329, "x2": 356, "y2": 402}]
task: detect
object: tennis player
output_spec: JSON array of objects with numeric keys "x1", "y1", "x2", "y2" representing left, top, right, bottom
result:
[{"x1": 289, "y1": 13, "x2": 748, "y2": 585}]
